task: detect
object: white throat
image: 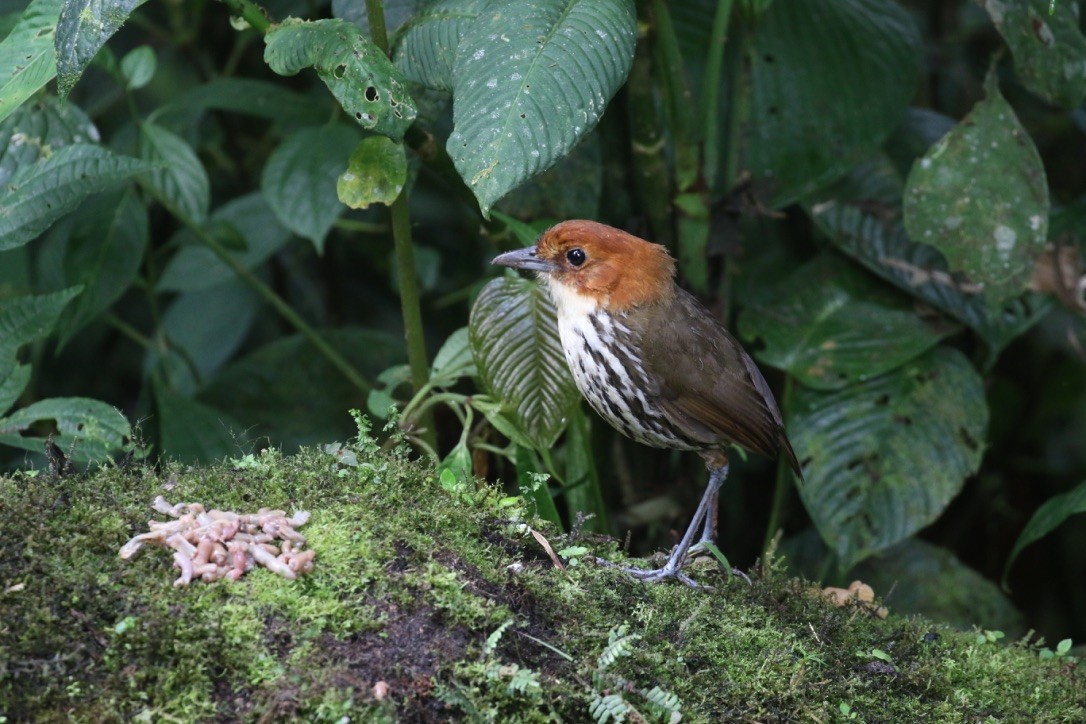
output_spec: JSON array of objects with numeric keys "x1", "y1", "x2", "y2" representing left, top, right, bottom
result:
[{"x1": 544, "y1": 277, "x2": 599, "y2": 321}]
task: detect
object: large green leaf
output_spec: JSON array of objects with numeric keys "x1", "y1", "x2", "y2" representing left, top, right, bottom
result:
[
  {"x1": 1003, "y1": 480, "x2": 1086, "y2": 588},
  {"x1": 55, "y1": 0, "x2": 145, "y2": 98},
  {"x1": 0, "y1": 0, "x2": 61, "y2": 124},
  {"x1": 790, "y1": 347, "x2": 988, "y2": 569},
  {"x1": 138, "y1": 121, "x2": 210, "y2": 223},
  {"x1": 0, "y1": 144, "x2": 154, "y2": 251},
  {"x1": 0, "y1": 95, "x2": 98, "y2": 186},
  {"x1": 741, "y1": 0, "x2": 922, "y2": 206},
  {"x1": 904, "y1": 71, "x2": 1049, "y2": 310},
  {"x1": 264, "y1": 17, "x2": 417, "y2": 139},
  {"x1": 157, "y1": 193, "x2": 292, "y2": 292},
  {"x1": 153, "y1": 378, "x2": 243, "y2": 464},
  {"x1": 261, "y1": 124, "x2": 361, "y2": 251},
  {"x1": 469, "y1": 274, "x2": 579, "y2": 450},
  {"x1": 0, "y1": 396, "x2": 132, "y2": 461},
  {"x1": 978, "y1": 0, "x2": 1086, "y2": 108},
  {"x1": 447, "y1": 0, "x2": 636, "y2": 215},
  {"x1": 0, "y1": 287, "x2": 80, "y2": 414},
  {"x1": 739, "y1": 254, "x2": 955, "y2": 390},
  {"x1": 393, "y1": 0, "x2": 487, "y2": 91}
]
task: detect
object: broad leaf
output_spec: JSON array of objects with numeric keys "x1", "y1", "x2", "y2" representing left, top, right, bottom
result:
[
  {"x1": 740, "y1": 254, "x2": 955, "y2": 389},
  {"x1": 469, "y1": 274, "x2": 579, "y2": 449},
  {"x1": 448, "y1": 0, "x2": 636, "y2": 215},
  {"x1": 0, "y1": 287, "x2": 80, "y2": 414},
  {"x1": 904, "y1": 71, "x2": 1049, "y2": 310},
  {"x1": 158, "y1": 193, "x2": 292, "y2": 292},
  {"x1": 0, "y1": 144, "x2": 154, "y2": 251},
  {"x1": 496, "y1": 135, "x2": 603, "y2": 221},
  {"x1": 261, "y1": 124, "x2": 360, "y2": 251},
  {"x1": 0, "y1": 0, "x2": 61, "y2": 124},
  {"x1": 155, "y1": 78, "x2": 327, "y2": 125},
  {"x1": 337, "y1": 136, "x2": 407, "y2": 209},
  {"x1": 0, "y1": 95, "x2": 98, "y2": 186},
  {"x1": 741, "y1": 0, "x2": 922, "y2": 206},
  {"x1": 55, "y1": 0, "x2": 145, "y2": 98},
  {"x1": 393, "y1": 0, "x2": 487, "y2": 91},
  {"x1": 790, "y1": 347, "x2": 987, "y2": 569},
  {"x1": 0, "y1": 396, "x2": 132, "y2": 461},
  {"x1": 264, "y1": 17, "x2": 417, "y2": 139},
  {"x1": 1003, "y1": 480, "x2": 1086, "y2": 587},
  {"x1": 138, "y1": 121, "x2": 210, "y2": 223},
  {"x1": 153, "y1": 379, "x2": 243, "y2": 463},
  {"x1": 431, "y1": 326, "x2": 476, "y2": 381},
  {"x1": 978, "y1": 0, "x2": 1086, "y2": 108}
]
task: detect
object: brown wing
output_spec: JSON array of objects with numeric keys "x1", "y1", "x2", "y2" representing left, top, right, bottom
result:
[{"x1": 635, "y1": 289, "x2": 801, "y2": 476}]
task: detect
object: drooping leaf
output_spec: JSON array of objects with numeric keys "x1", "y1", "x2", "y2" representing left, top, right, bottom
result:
[
  {"x1": 1003, "y1": 480, "x2": 1086, "y2": 587},
  {"x1": 469, "y1": 274, "x2": 579, "y2": 449},
  {"x1": 153, "y1": 379, "x2": 243, "y2": 463},
  {"x1": 0, "y1": 0, "x2": 61, "y2": 124},
  {"x1": 740, "y1": 254, "x2": 956, "y2": 389},
  {"x1": 55, "y1": 0, "x2": 145, "y2": 98},
  {"x1": 157, "y1": 193, "x2": 292, "y2": 292},
  {"x1": 904, "y1": 70, "x2": 1049, "y2": 310},
  {"x1": 978, "y1": 0, "x2": 1086, "y2": 108},
  {"x1": 790, "y1": 347, "x2": 988, "y2": 569},
  {"x1": 138, "y1": 121, "x2": 210, "y2": 223},
  {"x1": 0, "y1": 287, "x2": 80, "y2": 414},
  {"x1": 741, "y1": 0, "x2": 922, "y2": 206},
  {"x1": 0, "y1": 95, "x2": 98, "y2": 187},
  {"x1": 447, "y1": 0, "x2": 637, "y2": 215},
  {"x1": 261, "y1": 124, "x2": 360, "y2": 251},
  {"x1": 337, "y1": 136, "x2": 407, "y2": 209},
  {"x1": 0, "y1": 144, "x2": 154, "y2": 251},
  {"x1": 0, "y1": 396, "x2": 133, "y2": 461},
  {"x1": 393, "y1": 0, "x2": 487, "y2": 91},
  {"x1": 264, "y1": 17, "x2": 417, "y2": 138}
]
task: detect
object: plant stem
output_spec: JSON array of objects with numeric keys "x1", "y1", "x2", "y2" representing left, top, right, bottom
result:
[
  {"x1": 699, "y1": 0, "x2": 734, "y2": 190},
  {"x1": 218, "y1": 0, "x2": 272, "y2": 32},
  {"x1": 762, "y1": 375, "x2": 795, "y2": 555}
]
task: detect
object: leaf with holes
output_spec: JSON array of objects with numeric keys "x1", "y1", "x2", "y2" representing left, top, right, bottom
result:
[
  {"x1": 740, "y1": 254, "x2": 955, "y2": 390},
  {"x1": 447, "y1": 0, "x2": 636, "y2": 215},
  {"x1": 264, "y1": 18, "x2": 417, "y2": 139},
  {"x1": 904, "y1": 70, "x2": 1049, "y2": 311},
  {"x1": 0, "y1": 0, "x2": 61, "y2": 124},
  {"x1": 54, "y1": 0, "x2": 146, "y2": 98},
  {"x1": 789, "y1": 347, "x2": 987, "y2": 569},
  {"x1": 393, "y1": 0, "x2": 488, "y2": 91},
  {"x1": 469, "y1": 274, "x2": 579, "y2": 450}
]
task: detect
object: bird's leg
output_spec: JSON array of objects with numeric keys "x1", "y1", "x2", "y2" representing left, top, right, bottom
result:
[{"x1": 695, "y1": 466, "x2": 725, "y2": 547}]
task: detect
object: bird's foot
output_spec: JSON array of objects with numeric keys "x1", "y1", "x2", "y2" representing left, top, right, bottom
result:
[{"x1": 594, "y1": 556, "x2": 709, "y2": 589}]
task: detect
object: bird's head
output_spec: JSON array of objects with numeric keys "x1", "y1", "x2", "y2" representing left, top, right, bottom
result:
[{"x1": 491, "y1": 220, "x2": 676, "y2": 314}]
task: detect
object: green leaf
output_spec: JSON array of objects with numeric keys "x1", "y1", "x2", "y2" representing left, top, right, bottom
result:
[
  {"x1": 1003, "y1": 480, "x2": 1086, "y2": 587},
  {"x1": 447, "y1": 0, "x2": 637, "y2": 215},
  {"x1": 0, "y1": 363, "x2": 30, "y2": 415},
  {"x1": 264, "y1": 17, "x2": 417, "y2": 139},
  {"x1": 563, "y1": 405, "x2": 608, "y2": 533},
  {"x1": 0, "y1": 396, "x2": 132, "y2": 461},
  {"x1": 496, "y1": 135, "x2": 603, "y2": 221},
  {"x1": 154, "y1": 78, "x2": 327, "y2": 125},
  {"x1": 0, "y1": 143, "x2": 155, "y2": 251},
  {"x1": 336, "y1": 136, "x2": 407, "y2": 209},
  {"x1": 138, "y1": 121, "x2": 210, "y2": 223},
  {"x1": 393, "y1": 0, "x2": 487, "y2": 91},
  {"x1": 0, "y1": 95, "x2": 98, "y2": 187},
  {"x1": 739, "y1": 254, "x2": 955, "y2": 390},
  {"x1": 0, "y1": 0, "x2": 61, "y2": 124},
  {"x1": 0, "y1": 287, "x2": 81, "y2": 367},
  {"x1": 157, "y1": 193, "x2": 292, "y2": 292},
  {"x1": 55, "y1": 0, "x2": 145, "y2": 98},
  {"x1": 153, "y1": 378, "x2": 243, "y2": 463},
  {"x1": 431, "y1": 326, "x2": 476, "y2": 381},
  {"x1": 261, "y1": 124, "x2": 360, "y2": 251},
  {"x1": 514, "y1": 445, "x2": 562, "y2": 527},
  {"x1": 333, "y1": 0, "x2": 422, "y2": 37},
  {"x1": 120, "y1": 44, "x2": 155, "y2": 90},
  {"x1": 741, "y1": 0, "x2": 922, "y2": 206},
  {"x1": 979, "y1": 0, "x2": 1086, "y2": 108},
  {"x1": 367, "y1": 363, "x2": 412, "y2": 419},
  {"x1": 469, "y1": 274, "x2": 579, "y2": 450},
  {"x1": 904, "y1": 71, "x2": 1049, "y2": 311},
  {"x1": 790, "y1": 347, "x2": 988, "y2": 569}
]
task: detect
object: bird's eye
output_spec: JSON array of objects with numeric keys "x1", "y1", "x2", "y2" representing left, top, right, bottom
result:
[{"x1": 566, "y1": 248, "x2": 587, "y2": 267}]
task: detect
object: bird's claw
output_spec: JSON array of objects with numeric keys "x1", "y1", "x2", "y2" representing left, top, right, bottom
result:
[{"x1": 593, "y1": 556, "x2": 711, "y2": 590}]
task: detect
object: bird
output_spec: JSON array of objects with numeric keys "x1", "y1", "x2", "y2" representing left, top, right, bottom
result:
[{"x1": 492, "y1": 219, "x2": 801, "y2": 587}]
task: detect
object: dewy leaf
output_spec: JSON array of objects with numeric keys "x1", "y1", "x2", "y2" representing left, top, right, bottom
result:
[
  {"x1": 447, "y1": 0, "x2": 637, "y2": 216},
  {"x1": 0, "y1": 0, "x2": 61, "y2": 124},
  {"x1": 739, "y1": 254, "x2": 955, "y2": 390},
  {"x1": 469, "y1": 274, "x2": 580, "y2": 449},
  {"x1": 337, "y1": 136, "x2": 407, "y2": 209},
  {"x1": 264, "y1": 17, "x2": 417, "y2": 139},
  {"x1": 0, "y1": 95, "x2": 99, "y2": 187},
  {"x1": 904, "y1": 70, "x2": 1049, "y2": 311},
  {"x1": 261, "y1": 124, "x2": 360, "y2": 251},
  {"x1": 790, "y1": 347, "x2": 988, "y2": 570},
  {"x1": 55, "y1": 0, "x2": 146, "y2": 99},
  {"x1": 1003, "y1": 480, "x2": 1086, "y2": 587},
  {"x1": 741, "y1": 0, "x2": 922, "y2": 206},
  {"x1": 0, "y1": 396, "x2": 132, "y2": 461},
  {"x1": 139, "y1": 121, "x2": 210, "y2": 223},
  {"x1": 0, "y1": 144, "x2": 154, "y2": 251},
  {"x1": 978, "y1": 0, "x2": 1086, "y2": 108},
  {"x1": 393, "y1": 0, "x2": 488, "y2": 91}
]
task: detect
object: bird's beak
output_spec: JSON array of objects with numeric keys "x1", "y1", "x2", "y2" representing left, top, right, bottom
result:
[{"x1": 491, "y1": 246, "x2": 557, "y2": 274}]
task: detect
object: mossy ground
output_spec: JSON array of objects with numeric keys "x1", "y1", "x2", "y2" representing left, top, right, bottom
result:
[{"x1": 1, "y1": 426, "x2": 1082, "y2": 722}]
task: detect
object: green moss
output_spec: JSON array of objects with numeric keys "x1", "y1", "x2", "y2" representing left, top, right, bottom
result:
[{"x1": 1, "y1": 430, "x2": 1083, "y2": 721}]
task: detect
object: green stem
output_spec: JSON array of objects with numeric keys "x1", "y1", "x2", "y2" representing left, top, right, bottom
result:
[
  {"x1": 333, "y1": 218, "x2": 389, "y2": 234},
  {"x1": 699, "y1": 0, "x2": 734, "y2": 190},
  {"x1": 762, "y1": 375, "x2": 795, "y2": 556},
  {"x1": 218, "y1": 0, "x2": 272, "y2": 32}
]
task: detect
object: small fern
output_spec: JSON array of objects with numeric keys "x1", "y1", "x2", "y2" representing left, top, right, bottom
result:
[
  {"x1": 588, "y1": 623, "x2": 683, "y2": 723},
  {"x1": 590, "y1": 692, "x2": 632, "y2": 723},
  {"x1": 598, "y1": 624, "x2": 641, "y2": 672},
  {"x1": 641, "y1": 685, "x2": 682, "y2": 721},
  {"x1": 484, "y1": 618, "x2": 514, "y2": 655}
]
